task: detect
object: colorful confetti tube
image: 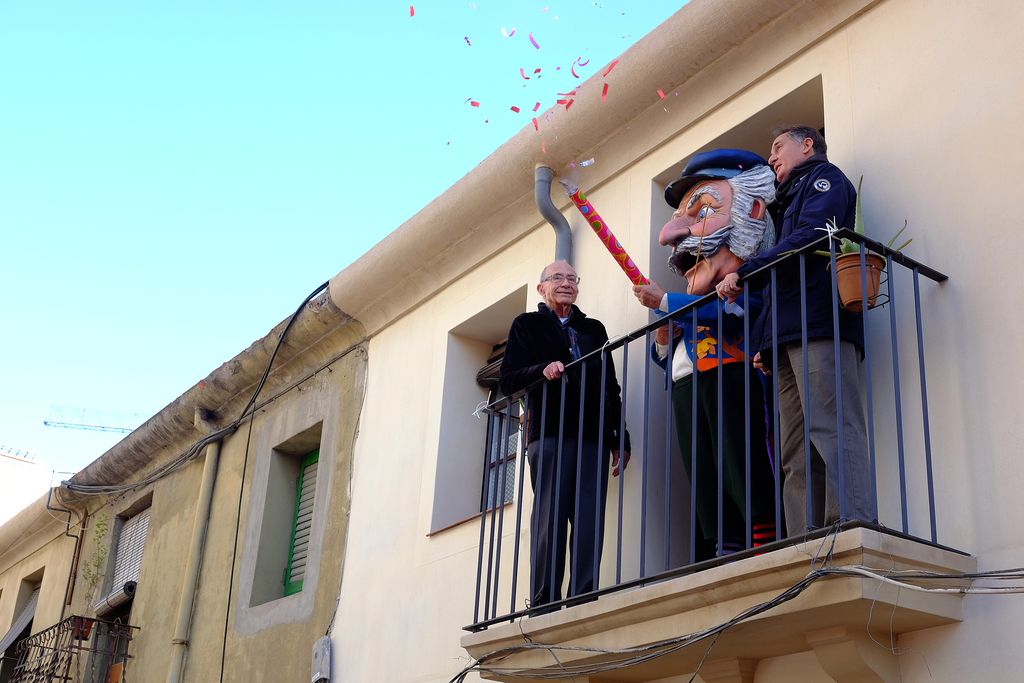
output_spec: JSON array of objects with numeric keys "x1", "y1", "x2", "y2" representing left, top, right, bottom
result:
[{"x1": 559, "y1": 181, "x2": 648, "y2": 285}]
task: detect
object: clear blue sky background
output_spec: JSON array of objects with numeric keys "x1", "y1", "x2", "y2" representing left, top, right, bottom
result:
[{"x1": 0, "y1": 1, "x2": 685, "y2": 483}]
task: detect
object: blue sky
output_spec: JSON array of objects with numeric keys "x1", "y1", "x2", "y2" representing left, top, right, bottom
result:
[{"x1": 0, "y1": 1, "x2": 685, "y2": 482}]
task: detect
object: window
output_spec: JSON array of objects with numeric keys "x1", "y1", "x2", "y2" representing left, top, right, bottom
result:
[
  {"x1": 0, "y1": 574, "x2": 42, "y2": 683},
  {"x1": 481, "y1": 397, "x2": 520, "y2": 512},
  {"x1": 284, "y1": 449, "x2": 319, "y2": 596},
  {"x1": 431, "y1": 286, "x2": 528, "y2": 533},
  {"x1": 111, "y1": 508, "x2": 150, "y2": 590},
  {"x1": 251, "y1": 422, "x2": 323, "y2": 606}
]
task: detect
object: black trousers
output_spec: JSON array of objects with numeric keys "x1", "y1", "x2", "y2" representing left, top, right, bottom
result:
[
  {"x1": 672, "y1": 363, "x2": 776, "y2": 556},
  {"x1": 527, "y1": 437, "x2": 609, "y2": 608}
]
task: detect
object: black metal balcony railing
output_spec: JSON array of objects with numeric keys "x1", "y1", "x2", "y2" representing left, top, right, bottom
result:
[
  {"x1": 469, "y1": 229, "x2": 952, "y2": 631},
  {"x1": 9, "y1": 615, "x2": 138, "y2": 683}
]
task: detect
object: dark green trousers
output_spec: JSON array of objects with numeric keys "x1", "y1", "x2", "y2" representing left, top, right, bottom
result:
[{"x1": 672, "y1": 362, "x2": 776, "y2": 553}]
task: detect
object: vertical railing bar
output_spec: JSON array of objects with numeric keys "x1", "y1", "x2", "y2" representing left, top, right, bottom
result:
[
  {"x1": 483, "y1": 408, "x2": 501, "y2": 621},
  {"x1": 570, "y1": 362, "x2": 588, "y2": 597},
  {"x1": 829, "y1": 238, "x2": 847, "y2": 522},
  {"x1": 859, "y1": 245, "x2": 879, "y2": 502},
  {"x1": 743, "y1": 283, "x2": 752, "y2": 549},
  {"x1": 533, "y1": 382, "x2": 550, "y2": 612},
  {"x1": 551, "y1": 374, "x2": 569, "y2": 604},
  {"x1": 716, "y1": 294, "x2": 725, "y2": 555},
  {"x1": 690, "y1": 306, "x2": 698, "y2": 565},
  {"x1": 640, "y1": 330, "x2": 651, "y2": 578},
  {"x1": 771, "y1": 269, "x2": 782, "y2": 539},
  {"x1": 491, "y1": 404, "x2": 512, "y2": 618},
  {"x1": 509, "y1": 395, "x2": 529, "y2": 619},
  {"x1": 473, "y1": 406, "x2": 495, "y2": 624},
  {"x1": 616, "y1": 343, "x2": 628, "y2": 584},
  {"x1": 594, "y1": 350, "x2": 608, "y2": 593},
  {"x1": 913, "y1": 268, "x2": 938, "y2": 543},
  {"x1": 664, "y1": 318, "x2": 674, "y2": 570},
  {"x1": 887, "y1": 253, "x2": 909, "y2": 533},
  {"x1": 799, "y1": 253, "x2": 813, "y2": 531}
]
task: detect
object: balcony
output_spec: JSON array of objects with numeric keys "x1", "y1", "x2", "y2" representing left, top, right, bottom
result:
[
  {"x1": 461, "y1": 232, "x2": 973, "y2": 681},
  {"x1": 9, "y1": 616, "x2": 138, "y2": 683}
]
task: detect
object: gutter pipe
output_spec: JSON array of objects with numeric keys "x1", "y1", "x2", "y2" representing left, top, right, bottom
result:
[
  {"x1": 534, "y1": 164, "x2": 573, "y2": 264},
  {"x1": 167, "y1": 411, "x2": 222, "y2": 683}
]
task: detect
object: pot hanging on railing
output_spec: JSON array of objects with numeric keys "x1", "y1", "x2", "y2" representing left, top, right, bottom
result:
[{"x1": 835, "y1": 252, "x2": 886, "y2": 312}]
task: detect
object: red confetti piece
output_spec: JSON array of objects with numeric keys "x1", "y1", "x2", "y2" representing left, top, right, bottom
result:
[
  {"x1": 528, "y1": 32, "x2": 540, "y2": 49},
  {"x1": 534, "y1": 67, "x2": 541, "y2": 74},
  {"x1": 511, "y1": 105, "x2": 520, "y2": 113},
  {"x1": 556, "y1": 99, "x2": 569, "y2": 105},
  {"x1": 657, "y1": 89, "x2": 666, "y2": 99},
  {"x1": 557, "y1": 90, "x2": 577, "y2": 97},
  {"x1": 602, "y1": 59, "x2": 619, "y2": 77},
  {"x1": 542, "y1": 140, "x2": 547, "y2": 154},
  {"x1": 470, "y1": 100, "x2": 480, "y2": 107},
  {"x1": 519, "y1": 67, "x2": 530, "y2": 80},
  {"x1": 533, "y1": 102, "x2": 540, "y2": 112},
  {"x1": 571, "y1": 63, "x2": 580, "y2": 78},
  {"x1": 601, "y1": 83, "x2": 608, "y2": 102},
  {"x1": 409, "y1": 5, "x2": 415, "y2": 16},
  {"x1": 577, "y1": 56, "x2": 590, "y2": 67},
  {"x1": 532, "y1": 117, "x2": 539, "y2": 131},
  {"x1": 509, "y1": 28, "x2": 516, "y2": 37},
  {"x1": 565, "y1": 99, "x2": 574, "y2": 110}
]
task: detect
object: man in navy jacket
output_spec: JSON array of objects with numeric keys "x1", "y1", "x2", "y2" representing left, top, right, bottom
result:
[{"x1": 717, "y1": 126, "x2": 876, "y2": 535}]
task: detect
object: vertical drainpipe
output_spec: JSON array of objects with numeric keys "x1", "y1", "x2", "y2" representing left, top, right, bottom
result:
[
  {"x1": 166, "y1": 410, "x2": 222, "y2": 683},
  {"x1": 534, "y1": 164, "x2": 573, "y2": 265}
]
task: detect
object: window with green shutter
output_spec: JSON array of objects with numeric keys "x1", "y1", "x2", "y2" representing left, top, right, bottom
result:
[{"x1": 284, "y1": 449, "x2": 319, "y2": 596}]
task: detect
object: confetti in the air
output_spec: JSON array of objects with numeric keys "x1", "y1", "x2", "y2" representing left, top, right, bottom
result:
[
  {"x1": 464, "y1": 36, "x2": 472, "y2": 46},
  {"x1": 532, "y1": 117, "x2": 539, "y2": 130},
  {"x1": 533, "y1": 102, "x2": 541, "y2": 112},
  {"x1": 542, "y1": 140, "x2": 547, "y2": 153},
  {"x1": 519, "y1": 68, "x2": 531, "y2": 80},
  {"x1": 657, "y1": 89, "x2": 666, "y2": 99},
  {"x1": 511, "y1": 106, "x2": 521, "y2": 113},
  {"x1": 528, "y1": 32, "x2": 541, "y2": 49},
  {"x1": 409, "y1": 5, "x2": 415, "y2": 17},
  {"x1": 602, "y1": 59, "x2": 619, "y2": 77},
  {"x1": 601, "y1": 83, "x2": 609, "y2": 102},
  {"x1": 469, "y1": 100, "x2": 480, "y2": 107}
]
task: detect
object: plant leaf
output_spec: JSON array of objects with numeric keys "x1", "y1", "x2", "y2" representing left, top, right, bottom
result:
[
  {"x1": 886, "y1": 219, "x2": 909, "y2": 249},
  {"x1": 854, "y1": 175, "x2": 865, "y2": 236}
]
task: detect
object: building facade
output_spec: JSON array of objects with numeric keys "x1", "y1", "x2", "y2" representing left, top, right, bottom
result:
[{"x1": 2, "y1": 0, "x2": 1023, "y2": 681}]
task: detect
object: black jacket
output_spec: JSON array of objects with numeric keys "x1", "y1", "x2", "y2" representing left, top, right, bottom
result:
[
  {"x1": 500, "y1": 303, "x2": 630, "y2": 452},
  {"x1": 736, "y1": 155, "x2": 864, "y2": 357}
]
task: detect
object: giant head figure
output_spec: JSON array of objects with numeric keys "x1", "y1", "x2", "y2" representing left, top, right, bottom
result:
[{"x1": 660, "y1": 149, "x2": 777, "y2": 295}]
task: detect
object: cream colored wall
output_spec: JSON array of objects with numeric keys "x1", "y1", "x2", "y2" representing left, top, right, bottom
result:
[
  {"x1": 0, "y1": 527, "x2": 74, "y2": 637},
  {"x1": 333, "y1": 0, "x2": 1024, "y2": 680}
]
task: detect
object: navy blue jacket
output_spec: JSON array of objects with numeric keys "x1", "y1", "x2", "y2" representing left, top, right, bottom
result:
[
  {"x1": 500, "y1": 303, "x2": 630, "y2": 452},
  {"x1": 736, "y1": 155, "x2": 864, "y2": 358}
]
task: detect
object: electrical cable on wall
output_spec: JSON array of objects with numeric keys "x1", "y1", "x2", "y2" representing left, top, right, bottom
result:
[{"x1": 448, "y1": 564, "x2": 1024, "y2": 682}]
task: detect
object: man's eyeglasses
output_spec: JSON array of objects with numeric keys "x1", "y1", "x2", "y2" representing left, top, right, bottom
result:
[{"x1": 542, "y1": 274, "x2": 581, "y2": 285}]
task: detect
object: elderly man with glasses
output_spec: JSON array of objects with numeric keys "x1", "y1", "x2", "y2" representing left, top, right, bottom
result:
[{"x1": 500, "y1": 260, "x2": 631, "y2": 614}]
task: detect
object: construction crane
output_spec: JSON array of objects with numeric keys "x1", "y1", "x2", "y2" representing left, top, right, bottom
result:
[{"x1": 43, "y1": 406, "x2": 144, "y2": 434}]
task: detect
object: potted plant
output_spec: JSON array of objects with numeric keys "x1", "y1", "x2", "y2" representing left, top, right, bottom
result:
[
  {"x1": 70, "y1": 615, "x2": 93, "y2": 640},
  {"x1": 818, "y1": 177, "x2": 911, "y2": 312}
]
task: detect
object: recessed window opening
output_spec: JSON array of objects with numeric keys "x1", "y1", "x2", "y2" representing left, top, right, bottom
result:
[
  {"x1": 431, "y1": 286, "x2": 528, "y2": 533},
  {"x1": 251, "y1": 422, "x2": 323, "y2": 606}
]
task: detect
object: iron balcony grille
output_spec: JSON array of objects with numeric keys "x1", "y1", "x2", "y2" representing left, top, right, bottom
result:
[
  {"x1": 469, "y1": 229, "x2": 955, "y2": 630},
  {"x1": 9, "y1": 615, "x2": 138, "y2": 683}
]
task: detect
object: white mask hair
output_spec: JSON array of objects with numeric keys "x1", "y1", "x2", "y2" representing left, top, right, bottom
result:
[{"x1": 725, "y1": 165, "x2": 777, "y2": 260}]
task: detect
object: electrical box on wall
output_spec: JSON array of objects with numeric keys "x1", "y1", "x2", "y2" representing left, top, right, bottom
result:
[{"x1": 311, "y1": 635, "x2": 331, "y2": 683}]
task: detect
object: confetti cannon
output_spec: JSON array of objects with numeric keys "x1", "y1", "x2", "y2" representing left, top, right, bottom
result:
[{"x1": 558, "y1": 179, "x2": 649, "y2": 286}]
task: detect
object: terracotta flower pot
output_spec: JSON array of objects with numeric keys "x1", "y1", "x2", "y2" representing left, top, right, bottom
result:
[
  {"x1": 835, "y1": 252, "x2": 885, "y2": 312},
  {"x1": 70, "y1": 615, "x2": 93, "y2": 640}
]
